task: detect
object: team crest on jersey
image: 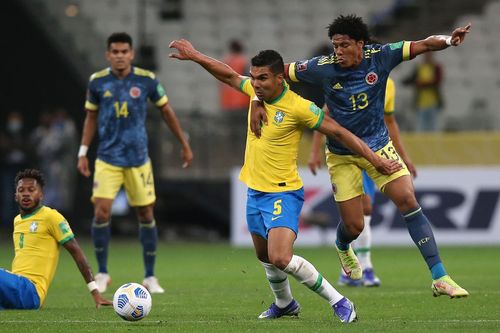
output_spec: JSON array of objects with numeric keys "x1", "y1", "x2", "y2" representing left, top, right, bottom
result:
[
  {"x1": 129, "y1": 86, "x2": 142, "y2": 98},
  {"x1": 365, "y1": 72, "x2": 378, "y2": 85},
  {"x1": 296, "y1": 60, "x2": 308, "y2": 72},
  {"x1": 29, "y1": 221, "x2": 39, "y2": 233},
  {"x1": 274, "y1": 110, "x2": 285, "y2": 125}
]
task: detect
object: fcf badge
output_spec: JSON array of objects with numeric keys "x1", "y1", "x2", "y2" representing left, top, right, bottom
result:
[
  {"x1": 365, "y1": 72, "x2": 378, "y2": 85},
  {"x1": 129, "y1": 86, "x2": 142, "y2": 98}
]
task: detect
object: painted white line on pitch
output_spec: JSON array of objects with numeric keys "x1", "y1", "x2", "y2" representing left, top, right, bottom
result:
[{"x1": 2, "y1": 319, "x2": 500, "y2": 324}]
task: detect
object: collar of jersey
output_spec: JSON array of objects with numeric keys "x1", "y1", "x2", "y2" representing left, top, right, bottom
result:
[
  {"x1": 266, "y1": 81, "x2": 288, "y2": 105},
  {"x1": 21, "y1": 205, "x2": 44, "y2": 220}
]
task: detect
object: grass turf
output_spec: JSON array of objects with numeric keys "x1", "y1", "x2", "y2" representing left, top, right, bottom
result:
[{"x1": 0, "y1": 241, "x2": 499, "y2": 332}]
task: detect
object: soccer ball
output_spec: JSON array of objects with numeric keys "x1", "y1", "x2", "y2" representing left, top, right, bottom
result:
[{"x1": 113, "y1": 283, "x2": 152, "y2": 321}]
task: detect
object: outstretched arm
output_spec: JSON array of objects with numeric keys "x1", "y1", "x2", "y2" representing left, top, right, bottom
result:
[
  {"x1": 159, "y1": 102, "x2": 193, "y2": 168},
  {"x1": 64, "y1": 238, "x2": 113, "y2": 308},
  {"x1": 169, "y1": 39, "x2": 245, "y2": 90},
  {"x1": 317, "y1": 116, "x2": 402, "y2": 175},
  {"x1": 410, "y1": 23, "x2": 471, "y2": 57}
]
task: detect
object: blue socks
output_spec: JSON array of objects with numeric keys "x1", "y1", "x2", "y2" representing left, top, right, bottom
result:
[
  {"x1": 91, "y1": 219, "x2": 111, "y2": 273},
  {"x1": 403, "y1": 207, "x2": 447, "y2": 279},
  {"x1": 335, "y1": 222, "x2": 357, "y2": 251},
  {"x1": 139, "y1": 220, "x2": 158, "y2": 278}
]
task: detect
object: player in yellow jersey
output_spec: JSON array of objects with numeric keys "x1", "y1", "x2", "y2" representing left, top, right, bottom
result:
[
  {"x1": 169, "y1": 39, "x2": 401, "y2": 323},
  {"x1": 308, "y1": 77, "x2": 417, "y2": 286},
  {"x1": 0, "y1": 169, "x2": 111, "y2": 310}
]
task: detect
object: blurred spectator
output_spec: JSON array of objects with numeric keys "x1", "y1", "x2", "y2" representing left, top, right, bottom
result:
[
  {"x1": 220, "y1": 39, "x2": 249, "y2": 113},
  {"x1": 0, "y1": 111, "x2": 31, "y2": 227},
  {"x1": 403, "y1": 52, "x2": 444, "y2": 132},
  {"x1": 30, "y1": 109, "x2": 78, "y2": 214}
]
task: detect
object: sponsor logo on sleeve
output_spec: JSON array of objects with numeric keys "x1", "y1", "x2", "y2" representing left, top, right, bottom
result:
[{"x1": 296, "y1": 60, "x2": 308, "y2": 72}]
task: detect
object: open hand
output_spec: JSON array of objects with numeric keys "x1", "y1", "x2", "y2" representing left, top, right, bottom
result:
[
  {"x1": 375, "y1": 158, "x2": 402, "y2": 175},
  {"x1": 308, "y1": 151, "x2": 322, "y2": 176},
  {"x1": 92, "y1": 291, "x2": 113, "y2": 309},
  {"x1": 250, "y1": 99, "x2": 267, "y2": 138},
  {"x1": 169, "y1": 39, "x2": 199, "y2": 61},
  {"x1": 77, "y1": 156, "x2": 91, "y2": 177}
]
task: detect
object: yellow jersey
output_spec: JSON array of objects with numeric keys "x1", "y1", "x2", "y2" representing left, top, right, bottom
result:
[
  {"x1": 238, "y1": 78, "x2": 324, "y2": 192},
  {"x1": 11, "y1": 206, "x2": 74, "y2": 305},
  {"x1": 384, "y1": 77, "x2": 396, "y2": 115}
]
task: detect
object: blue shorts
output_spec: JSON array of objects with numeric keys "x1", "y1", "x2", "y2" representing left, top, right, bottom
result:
[
  {"x1": 0, "y1": 269, "x2": 40, "y2": 310},
  {"x1": 362, "y1": 170, "x2": 376, "y2": 203},
  {"x1": 246, "y1": 188, "x2": 304, "y2": 239}
]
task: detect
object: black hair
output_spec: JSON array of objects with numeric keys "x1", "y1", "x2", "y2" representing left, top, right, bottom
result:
[
  {"x1": 107, "y1": 32, "x2": 133, "y2": 49},
  {"x1": 251, "y1": 50, "x2": 284, "y2": 75},
  {"x1": 327, "y1": 14, "x2": 370, "y2": 42},
  {"x1": 15, "y1": 169, "x2": 45, "y2": 189},
  {"x1": 229, "y1": 39, "x2": 244, "y2": 53}
]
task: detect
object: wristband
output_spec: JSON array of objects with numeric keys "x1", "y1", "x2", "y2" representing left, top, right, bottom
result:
[
  {"x1": 87, "y1": 281, "x2": 98, "y2": 292},
  {"x1": 78, "y1": 145, "x2": 88, "y2": 158},
  {"x1": 445, "y1": 36, "x2": 452, "y2": 46},
  {"x1": 252, "y1": 95, "x2": 261, "y2": 102}
]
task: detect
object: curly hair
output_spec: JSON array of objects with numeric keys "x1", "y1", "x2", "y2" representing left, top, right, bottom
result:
[
  {"x1": 327, "y1": 14, "x2": 370, "y2": 42},
  {"x1": 15, "y1": 169, "x2": 45, "y2": 189}
]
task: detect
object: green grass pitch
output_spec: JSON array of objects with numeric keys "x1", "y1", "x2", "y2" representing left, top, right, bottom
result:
[{"x1": 0, "y1": 241, "x2": 499, "y2": 332}]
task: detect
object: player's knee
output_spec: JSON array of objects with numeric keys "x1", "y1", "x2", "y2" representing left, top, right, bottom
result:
[
  {"x1": 395, "y1": 191, "x2": 418, "y2": 212},
  {"x1": 94, "y1": 206, "x2": 111, "y2": 222},
  {"x1": 136, "y1": 206, "x2": 154, "y2": 221},
  {"x1": 268, "y1": 254, "x2": 292, "y2": 270},
  {"x1": 345, "y1": 221, "x2": 363, "y2": 237}
]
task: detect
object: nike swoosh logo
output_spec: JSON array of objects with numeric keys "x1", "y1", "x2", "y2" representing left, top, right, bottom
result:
[{"x1": 271, "y1": 216, "x2": 282, "y2": 221}]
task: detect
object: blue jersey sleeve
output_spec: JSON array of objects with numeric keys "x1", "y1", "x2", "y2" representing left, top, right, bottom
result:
[
  {"x1": 85, "y1": 79, "x2": 100, "y2": 111},
  {"x1": 287, "y1": 56, "x2": 325, "y2": 85},
  {"x1": 148, "y1": 78, "x2": 169, "y2": 107},
  {"x1": 376, "y1": 41, "x2": 412, "y2": 73}
]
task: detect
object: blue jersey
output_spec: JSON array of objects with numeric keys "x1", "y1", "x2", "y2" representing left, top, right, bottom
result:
[
  {"x1": 85, "y1": 66, "x2": 168, "y2": 167},
  {"x1": 288, "y1": 41, "x2": 411, "y2": 155}
]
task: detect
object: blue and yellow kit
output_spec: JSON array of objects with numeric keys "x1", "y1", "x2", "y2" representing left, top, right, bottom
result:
[
  {"x1": 85, "y1": 66, "x2": 168, "y2": 167},
  {"x1": 288, "y1": 41, "x2": 411, "y2": 155},
  {"x1": 11, "y1": 206, "x2": 74, "y2": 305}
]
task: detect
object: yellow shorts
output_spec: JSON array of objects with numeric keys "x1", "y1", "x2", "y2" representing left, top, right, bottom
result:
[
  {"x1": 325, "y1": 141, "x2": 410, "y2": 202},
  {"x1": 92, "y1": 159, "x2": 156, "y2": 207}
]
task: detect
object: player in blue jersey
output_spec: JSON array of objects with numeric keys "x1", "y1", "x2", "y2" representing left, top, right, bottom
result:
[
  {"x1": 1, "y1": 169, "x2": 111, "y2": 310},
  {"x1": 251, "y1": 15, "x2": 471, "y2": 298},
  {"x1": 77, "y1": 32, "x2": 193, "y2": 294},
  {"x1": 309, "y1": 78, "x2": 418, "y2": 287}
]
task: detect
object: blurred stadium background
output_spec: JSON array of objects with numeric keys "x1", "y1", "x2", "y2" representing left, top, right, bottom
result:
[{"x1": 1, "y1": 0, "x2": 499, "y2": 245}]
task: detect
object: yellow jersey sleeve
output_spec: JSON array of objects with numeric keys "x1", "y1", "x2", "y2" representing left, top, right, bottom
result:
[
  {"x1": 294, "y1": 97, "x2": 324, "y2": 129},
  {"x1": 47, "y1": 209, "x2": 74, "y2": 245},
  {"x1": 384, "y1": 77, "x2": 396, "y2": 115},
  {"x1": 239, "y1": 77, "x2": 254, "y2": 97}
]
